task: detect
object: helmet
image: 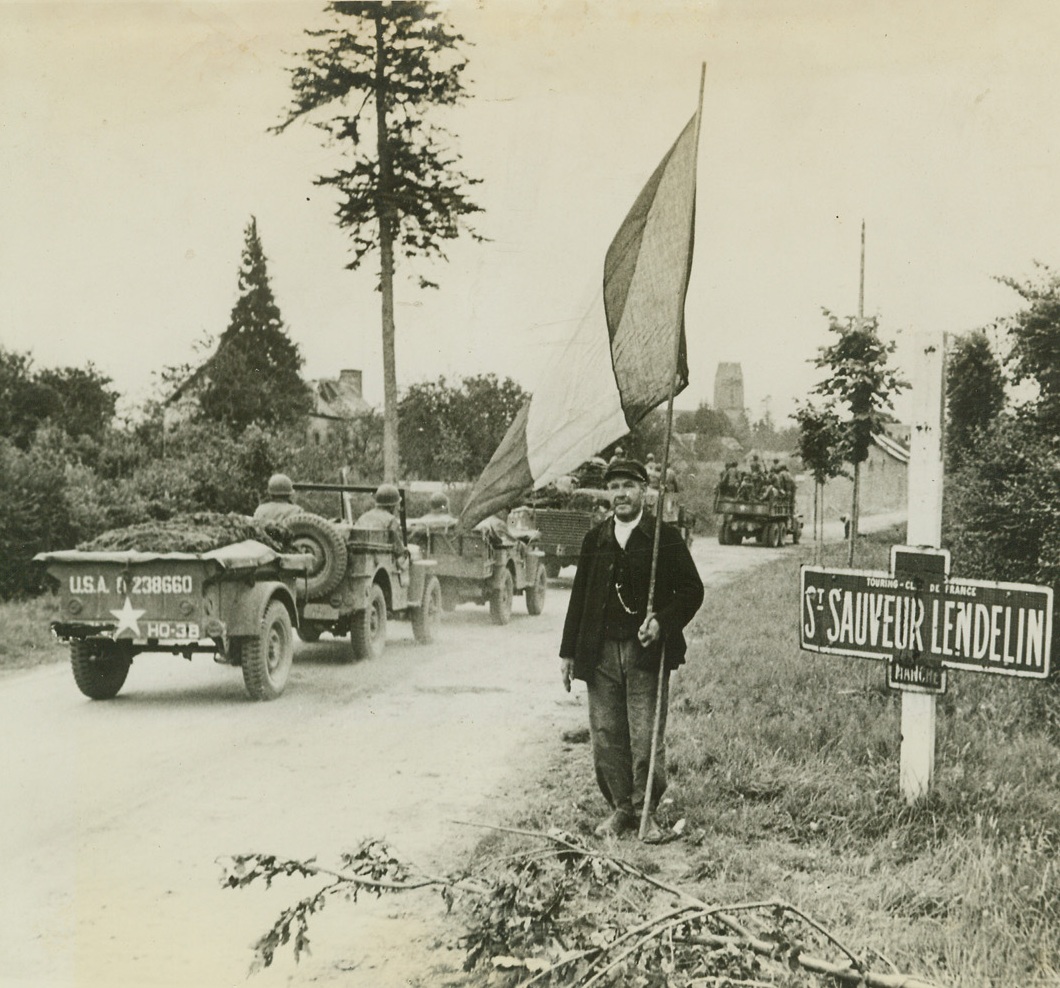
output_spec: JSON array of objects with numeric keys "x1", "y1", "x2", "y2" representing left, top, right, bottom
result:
[
  {"x1": 374, "y1": 483, "x2": 401, "y2": 507},
  {"x1": 267, "y1": 473, "x2": 294, "y2": 498},
  {"x1": 429, "y1": 492, "x2": 449, "y2": 511}
]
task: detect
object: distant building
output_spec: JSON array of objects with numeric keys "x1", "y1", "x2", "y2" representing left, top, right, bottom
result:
[
  {"x1": 713, "y1": 362, "x2": 748, "y2": 432},
  {"x1": 307, "y1": 369, "x2": 372, "y2": 444},
  {"x1": 163, "y1": 358, "x2": 371, "y2": 440},
  {"x1": 799, "y1": 431, "x2": 910, "y2": 522}
]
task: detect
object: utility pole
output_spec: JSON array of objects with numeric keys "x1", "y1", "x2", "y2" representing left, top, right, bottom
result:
[{"x1": 846, "y1": 219, "x2": 867, "y2": 566}]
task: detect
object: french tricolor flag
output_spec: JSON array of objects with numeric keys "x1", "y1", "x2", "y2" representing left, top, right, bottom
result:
[{"x1": 460, "y1": 114, "x2": 699, "y2": 528}]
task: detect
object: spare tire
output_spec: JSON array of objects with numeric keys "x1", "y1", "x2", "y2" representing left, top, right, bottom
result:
[{"x1": 285, "y1": 513, "x2": 348, "y2": 599}]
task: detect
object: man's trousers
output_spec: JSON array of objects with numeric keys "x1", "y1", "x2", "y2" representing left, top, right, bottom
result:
[{"x1": 587, "y1": 638, "x2": 670, "y2": 814}]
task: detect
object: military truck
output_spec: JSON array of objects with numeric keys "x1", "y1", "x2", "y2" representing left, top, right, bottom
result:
[
  {"x1": 714, "y1": 490, "x2": 803, "y2": 547},
  {"x1": 408, "y1": 504, "x2": 546, "y2": 624},
  {"x1": 35, "y1": 540, "x2": 311, "y2": 701},
  {"x1": 529, "y1": 486, "x2": 694, "y2": 577},
  {"x1": 289, "y1": 482, "x2": 441, "y2": 660}
]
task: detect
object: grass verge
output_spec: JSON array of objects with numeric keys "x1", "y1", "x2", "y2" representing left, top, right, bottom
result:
[
  {"x1": 455, "y1": 529, "x2": 1060, "y2": 987},
  {"x1": 0, "y1": 593, "x2": 66, "y2": 673}
]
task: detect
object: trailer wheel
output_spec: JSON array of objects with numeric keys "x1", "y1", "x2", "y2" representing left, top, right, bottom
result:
[
  {"x1": 490, "y1": 568, "x2": 515, "y2": 625},
  {"x1": 412, "y1": 576, "x2": 442, "y2": 644},
  {"x1": 240, "y1": 600, "x2": 294, "y2": 701},
  {"x1": 71, "y1": 640, "x2": 131, "y2": 700},
  {"x1": 525, "y1": 564, "x2": 547, "y2": 616},
  {"x1": 545, "y1": 560, "x2": 561, "y2": 579},
  {"x1": 351, "y1": 584, "x2": 387, "y2": 661},
  {"x1": 286, "y1": 514, "x2": 348, "y2": 599}
]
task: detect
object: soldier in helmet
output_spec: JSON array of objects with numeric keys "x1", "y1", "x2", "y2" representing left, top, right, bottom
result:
[
  {"x1": 355, "y1": 484, "x2": 406, "y2": 552},
  {"x1": 409, "y1": 491, "x2": 458, "y2": 535},
  {"x1": 253, "y1": 473, "x2": 301, "y2": 523}
]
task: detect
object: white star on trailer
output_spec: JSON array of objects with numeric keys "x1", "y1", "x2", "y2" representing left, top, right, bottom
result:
[{"x1": 109, "y1": 597, "x2": 146, "y2": 638}]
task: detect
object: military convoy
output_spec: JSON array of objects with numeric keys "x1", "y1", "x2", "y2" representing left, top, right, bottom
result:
[{"x1": 33, "y1": 479, "x2": 549, "y2": 701}]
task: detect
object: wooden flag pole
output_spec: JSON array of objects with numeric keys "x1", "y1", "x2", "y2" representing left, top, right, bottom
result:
[{"x1": 639, "y1": 62, "x2": 706, "y2": 841}]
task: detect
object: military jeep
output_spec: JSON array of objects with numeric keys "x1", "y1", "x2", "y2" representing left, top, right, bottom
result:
[
  {"x1": 409, "y1": 504, "x2": 546, "y2": 625},
  {"x1": 289, "y1": 482, "x2": 441, "y2": 660}
]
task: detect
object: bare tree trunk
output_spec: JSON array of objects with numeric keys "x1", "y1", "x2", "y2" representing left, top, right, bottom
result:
[
  {"x1": 375, "y1": 12, "x2": 399, "y2": 482},
  {"x1": 848, "y1": 461, "x2": 860, "y2": 566}
]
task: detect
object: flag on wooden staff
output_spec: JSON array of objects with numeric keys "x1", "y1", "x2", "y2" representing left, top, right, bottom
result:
[{"x1": 460, "y1": 115, "x2": 699, "y2": 528}]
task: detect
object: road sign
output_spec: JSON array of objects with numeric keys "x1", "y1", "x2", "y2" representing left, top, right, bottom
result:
[{"x1": 800, "y1": 552, "x2": 1053, "y2": 680}]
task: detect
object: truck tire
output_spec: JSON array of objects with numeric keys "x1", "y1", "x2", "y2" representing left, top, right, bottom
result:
[
  {"x1": 717, "y1": 521, "x2": 729, "y2": 545},
  {"x1": 525, "y1": 565, "x2": 547, "y2": 616},
  {"x1": 351, "y1": 583, "x2": 387, "y2": 661},
  {"x1": 71, "y1": 640, "x2": 130, "y2": 700},
  {"x1": 490, "y1": 568, "x2": 515, "y2": 625},
  {"x1": 240, "y1": 600, "x2": 294, "y2": 701},
  {"x1": 286, "y1": 514, "x2": 348, "y2": 599},
  {"x1": 769, "y1": 522, "x2": 783, "y2": 548},
  {"x1": 792, "y1": 519, "x2": 802, "y2": 545},
  {"x1": 412, "y1": 575, "x2": 442, "y2": 644}
]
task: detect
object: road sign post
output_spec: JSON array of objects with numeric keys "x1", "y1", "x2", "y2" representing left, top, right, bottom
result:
[
  {"x1": 902, "y1": 333, "x2": 945, "y2": 802},
  {"x1": 799, "y1": 333, "x2": 1054, "y2": 803}
]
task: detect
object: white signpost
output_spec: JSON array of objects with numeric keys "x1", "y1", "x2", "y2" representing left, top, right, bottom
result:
[{"x1": 799, "y1": 333, "x2": 1055, "y2": 803}]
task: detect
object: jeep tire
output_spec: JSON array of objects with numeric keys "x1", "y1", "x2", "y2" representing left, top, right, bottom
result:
[
  {"x1": 240, "y1": 600, "x2": 294, "y2": 701},
  {"x1": 286, "y1": 513, "x2": 348, "y2": 599},
  {"x1": 71, "y1": 639, "x2": 131, "y2": 700}
]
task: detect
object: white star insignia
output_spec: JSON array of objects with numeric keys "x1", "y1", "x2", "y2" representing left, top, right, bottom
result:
[{"x1": 109, "y1": 597, "x2": 146, "y2": 638}]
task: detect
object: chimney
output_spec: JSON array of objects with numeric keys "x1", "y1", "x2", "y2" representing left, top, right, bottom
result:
[{"x1": 338, "y1": 369, "x2": 363, "y2": 397}]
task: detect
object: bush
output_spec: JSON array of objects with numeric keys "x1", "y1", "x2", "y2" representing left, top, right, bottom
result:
[{"x1": 0, "y1": 438, "x2": 79, "y2": 598}]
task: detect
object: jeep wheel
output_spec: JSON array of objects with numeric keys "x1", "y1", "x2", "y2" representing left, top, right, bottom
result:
[
  {"x1": 286, "y1": 513, "x2": 348, "y2": 599},
  {"x1": 490, "y1": 568, "x2": 515, "y2": 626},
  {"x1": 525, "y1": 565, "x2": 547, "y2": 616},
  {"x1": 71, "y1": 640, "x2": 131, "y2": 700},
  {"x1": 240, "y1": 600, "x2": 294, "y2": 701},
  {"x1": 351, "y1": 584, "x2": 387, "y2": 661},
  {"x1": 412, "y1": 575, "x2": 442, "y2": 644},
  {"x1": 298, "y1": 624, "x2": 322, "y2": 643},
  {"x1": 544, "y1": 560, "x2": 561, "y2": 579}
]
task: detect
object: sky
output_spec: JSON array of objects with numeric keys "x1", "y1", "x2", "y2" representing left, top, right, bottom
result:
[{"x1": 4, "y1": 0, "x2": 1060, "y2": 425}]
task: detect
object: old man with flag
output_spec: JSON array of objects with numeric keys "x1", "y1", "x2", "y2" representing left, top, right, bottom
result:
[{"x1": 461, "y1": 68, "x2": 708, "y2": 842}]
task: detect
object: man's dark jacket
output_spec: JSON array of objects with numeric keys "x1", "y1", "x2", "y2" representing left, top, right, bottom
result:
[{"x1": 560, "y1": 513, "x2": 704, "y2": 682}]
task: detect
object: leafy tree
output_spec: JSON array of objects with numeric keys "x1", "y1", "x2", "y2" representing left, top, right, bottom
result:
[
  {"x1": 811, "y1": 311, "x2": 907, "y2": 565},
  {"x1": 35, "y1": 364, "x2": 117, "y2": 442},
  {"x1": 197, "y1": 218, "x2": 313, "y2": 432},
  {"x1": 275, "y1": 1, "x2": 484, "y2": 481},
  {"x1": 793, "y1": 401, "x2": 847, "y2": 562},
  {"x1": 997, "y1": 264, "x2": 1060, "y2": 435},
  {"x1": 674, "y1": 401, "x2": 734, "y2": 439},
  {"x1": 0, "y1": 348, "x2": 59, "y2": 449},
  {"x1": 946, "y1": 329, "x2": 1006, "y2": 469},
  {"x1": 398, "y1": 373, "x2": 525, "y2": 480}
]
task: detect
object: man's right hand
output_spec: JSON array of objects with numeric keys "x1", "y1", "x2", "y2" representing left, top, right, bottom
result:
[{"x1": 561, "y1": 659, "x2": 574, "y2": 693}]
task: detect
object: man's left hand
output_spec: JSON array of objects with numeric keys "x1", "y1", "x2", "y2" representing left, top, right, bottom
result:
[{"x1": 638, "y1": 615, "x2": 660, "y2": 646}]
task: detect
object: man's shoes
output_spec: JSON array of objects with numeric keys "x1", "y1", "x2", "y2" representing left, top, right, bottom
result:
[
  {"x1": 594, "y1": 809, "x2": 635, "y2": 837},
  {"x1": 638, "y1": 814, "x2": 667, "y2": 844}
]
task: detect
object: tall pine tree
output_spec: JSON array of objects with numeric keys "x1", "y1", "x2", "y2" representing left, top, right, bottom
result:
[
  {"x1": 198, "y1": 217, "x2": 313, "y2": 432},
  {"x1": 275, "y1": 2, "x2": 484, "y2": 480}
]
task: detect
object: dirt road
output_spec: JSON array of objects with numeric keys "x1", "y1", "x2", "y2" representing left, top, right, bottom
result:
[{"x1": 0, "y1": 535, "x2": 797, "y2": 988}]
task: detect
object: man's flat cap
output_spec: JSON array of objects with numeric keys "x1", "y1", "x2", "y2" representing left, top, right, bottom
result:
[{"x1": 604, "y1": 458, "x2": 649, "y2": 484}]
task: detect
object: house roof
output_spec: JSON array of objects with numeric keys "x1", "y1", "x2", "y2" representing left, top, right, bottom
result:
[
  {"x1": 874, "y1": 432, "x2": 910, "y2": 464},
  {"x1": 311, "y1": 376, "x2": 372, "y2": 420}
]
